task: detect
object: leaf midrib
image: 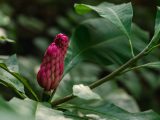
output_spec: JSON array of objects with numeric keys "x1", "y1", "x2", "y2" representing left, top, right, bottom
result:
[{"x1": 105, "y1": 7, "x2": 129, "y2": 37}]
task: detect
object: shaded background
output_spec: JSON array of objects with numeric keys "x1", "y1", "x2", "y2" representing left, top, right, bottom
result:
[{"x1": 0, "y1": 0, "x2": 160, "y2": 113}]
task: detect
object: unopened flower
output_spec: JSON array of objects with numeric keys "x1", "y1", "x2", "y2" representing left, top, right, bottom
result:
[{"x1": 37, "y1": 33, "x2": 69, "y2": 91}]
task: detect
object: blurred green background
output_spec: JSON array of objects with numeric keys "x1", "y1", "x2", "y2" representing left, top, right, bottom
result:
[
  {"x1": 0, "y1": 0, "x2": 160, "y2": 114},
  {"x1": 0, "y1": 0, "x2": 158, "y2": 56}
]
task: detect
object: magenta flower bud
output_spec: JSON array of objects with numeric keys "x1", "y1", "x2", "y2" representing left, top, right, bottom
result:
[{"x1": 37, "y1": 33, "x2": 69, "y2": 91}]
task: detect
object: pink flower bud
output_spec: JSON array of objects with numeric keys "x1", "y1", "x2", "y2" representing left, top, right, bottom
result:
[{"x1": 37, "y1": 33, "x2": 69, "y2": 91}]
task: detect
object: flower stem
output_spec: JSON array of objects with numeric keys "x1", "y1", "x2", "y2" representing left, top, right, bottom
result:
[
  {"x1": 52, "y1": 94, "x2": 75, "y2": 107},
  {"x1": 42, "y1": 91, "x2": 51, "y2": 102},
  {"x1": 48, "y1": 89, "x2": 57, "y2": 103},
  {"x1": 51, "y1": 42, "x2": 152, "y2": 106},
  {"x1": 89, "y1": 48, "x2": 146, "y2": 89}
]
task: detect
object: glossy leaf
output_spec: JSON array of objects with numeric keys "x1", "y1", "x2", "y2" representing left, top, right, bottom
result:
[
  {"x1": 0, "y1": 55, "x2": 39, "y2": 100},
  {"x1": 61, "y1": 103, "x2": 160, "y2": 120},
  {"x1": 0, "y1": 70, "x2": 25, "y2": 98},
  {"x1": 18, "y1": 57, "x2": 43, "y2": 99},
  {"x1": 102, "y1": 89, "x2": 139, "y2": 112},
  {"x1": 0, "y1": 97, "x2": 26, "y2": 120},
  {"x1": 64, "y1": 19, "x2": 148, "y2": 75},
  {"x1": 75, "y1": 2, "x2": 134, "y2": 56},
  {"x1": 75, "y1": 2, "x2": 133, "y2": 37},
  {"x1": 55, "y1": 63, "x2": 139, "y2": 113},
  {"x1": 0, "y1": 55, "x2": 25, "y2": 97},
  {"x1": 0, "y1": 97, "x2": 72, "y2": 120},
  {"x1": 55, "y1": 63, "x2": 101, "y2": 100}
]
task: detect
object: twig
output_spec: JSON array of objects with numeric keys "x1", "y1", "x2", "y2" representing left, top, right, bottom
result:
[{"x1": 52, "y1": 47, "x2": 148, "y2": 106}]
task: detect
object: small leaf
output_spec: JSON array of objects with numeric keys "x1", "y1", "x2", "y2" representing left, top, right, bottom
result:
[
  {"x1": 73, "y1": 84, "x2": 101, "y2": 100},
  {"x1": 74, "y1": 4, "x2": 91, "y2": 14},
  {"x1": 0, "y1": 36, "x2": 15, "y2": 43}
]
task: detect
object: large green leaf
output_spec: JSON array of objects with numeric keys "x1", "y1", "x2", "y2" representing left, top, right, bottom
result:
[
  {"x1": 55, "y1": 63, "x2": 139, "y2": 113},
  {"x1": 75, "y1": 2, "x2": 134, "y2": 56},
  {"x1": 75, "y1": 2, "x2": 133, "y2": 38},
  {"x1": 64, "y1": 18, "x2": 148, "y2": 75},
  {"x1": 56, "y1": 63, "x2": 101, "y2": 99},
  {"x1": 0, "y1": 55, "x2": 25, "y2": 98},
  {"x1": 0, "y1": 69, "x2": 25, "y2": 98},
  {"x1": 0, "y1": 97, "x2": 72, "y2": 120},
  {"x1": 61, "y1": 103, "x2": 160, "y2": 120},
  {"x1": 1, "y1": 97, "x2": 159, "y2": 120},
  {"x1": 0, "y1": 97, "x2": 26, "y2": 120},
  {"x1": 0, "y1": 55, "x2": 38, "y2": 100},
  {"x1": 18, "y1": 57, "x2": 43, "y2": 99}
]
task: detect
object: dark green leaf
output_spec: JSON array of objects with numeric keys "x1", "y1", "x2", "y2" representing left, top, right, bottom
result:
[
  {"x1": 0, "y1": 55, "x2": 25, "y2": 97},
  {"x1": 18, "y1": 57, "x2": 43, "y2": 99},
  {"x1": 55, "y1": 63, "x2": 101, "y2": 100},
  {"x1": 55, "y1": 63, "x2": 139, "y2": 113},
  {"x1": 75, "y1": 2, "x2": 133, "y2": 37},
  {"x1": 0, "y1": 55, "x2": 39, "y2": 100},
  {"x1": 0, "y1": 69, "x2": 25, "y2": 98},
  {"x1": 64, "y1": 19, "x2": 148, "y2": 75},
  {"x1": 75, "y1": 2, "x2": 134, "y2": 55}
]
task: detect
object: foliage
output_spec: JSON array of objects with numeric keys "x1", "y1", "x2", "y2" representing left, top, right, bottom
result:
[{"x1": 0, "y1": 1, "x2": 160, "y2": 120}]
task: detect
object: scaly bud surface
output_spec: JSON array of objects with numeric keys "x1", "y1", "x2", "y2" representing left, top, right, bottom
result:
[{"x1": 37, "y1": 33, "x2": 69, "y2": 91}]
